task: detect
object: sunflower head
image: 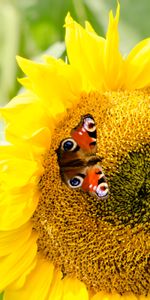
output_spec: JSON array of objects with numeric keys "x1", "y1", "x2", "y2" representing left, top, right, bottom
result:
[
  {"x1": 34, "y1": 87, "x2": 150, "y2": 296},
  {"x1": 0, "y1": 4, "x2": 150, "y2": 300}
]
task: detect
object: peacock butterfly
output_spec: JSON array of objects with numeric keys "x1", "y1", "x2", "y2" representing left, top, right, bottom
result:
[{"x1": 56, "y1": 114, "x2": 109, "y2": 199}]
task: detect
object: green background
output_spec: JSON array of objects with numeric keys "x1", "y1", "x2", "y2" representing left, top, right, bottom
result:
[
  {"x1": 0, "y1": 0, "x2": 150, "y2": 297},
  {"x1": 0, "y1": 0, "x2": 150, "y2": 104},
  {"x1": 0, "y1": 0, "x2": 150, "y2": 106}
]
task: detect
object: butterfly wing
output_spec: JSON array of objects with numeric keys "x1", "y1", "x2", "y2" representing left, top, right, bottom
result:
[
  {"x1": 57, "y1": 114, "x2": 97, "y2": 167},
  {"x1": 57, "y1": 114, "x2": 108, "y2": 198},
  {"x1": 56, "y1": 135, "x2": 88, "y2": 188},
  {"x1": 71, "y1": 114, "x2": 97, "y2": 154},
  {"x1": 82, "y1": 165, "x2": 109, "y2": 198}
]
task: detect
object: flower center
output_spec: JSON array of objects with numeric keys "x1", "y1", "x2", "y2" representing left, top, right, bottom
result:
[{"x1": 32, "y1": 90, "x2": 150, "y2": 296}]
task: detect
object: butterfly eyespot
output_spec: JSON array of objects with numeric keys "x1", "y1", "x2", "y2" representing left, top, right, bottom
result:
[
  {"x1": 83, "y1": 116, "x2": 96, "y2": 132},
  {"x1": 61, "y1": 138, "x2": 77, "y2": 152},
  {"x1": 96, "y1": 183, "x2": 109, "y2": 198},
  {"x1": 68, "y1": 175, "x2": 84, "y2": 188}
]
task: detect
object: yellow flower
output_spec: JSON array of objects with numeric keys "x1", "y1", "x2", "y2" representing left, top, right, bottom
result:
[{"x1": 0, "y1": 4, "x2": 150, "y2": 300}]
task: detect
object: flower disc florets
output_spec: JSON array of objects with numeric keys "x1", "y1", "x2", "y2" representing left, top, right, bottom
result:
[{"x1": 33, "y1": 90, "x2": 150, "y2": 295}]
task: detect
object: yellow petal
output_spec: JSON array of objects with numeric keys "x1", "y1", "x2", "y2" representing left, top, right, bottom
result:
[
  {"x1": 0, "y1": 156, "x2": 40, "y2": 190},
  {"x1": 65, "y1": 13, "x2": 105, "y2": 91},
  {"x1": 0, "y1": 143, "x2": 39, "y2": 162},
  {"x1": 8, "y1": 257, "x2": 36, "y2": 290},
  {"x1": 16, "y1": 56, "x2": 81, "y2": 116},
  {"x1": 62, "y1": 277, "x2": 88, "y2": 300},
  {"x1": 0, "y1": 185, "x2": 39, "y2": 230},
  {"x1": 0, "y1": 143, "x2": 42, "y2": 189},
  {"x1": 90, "y1": 293, "x2": 150, "y2": 300},
  {"x1": 85, "y1": 21, "x2": 97, "y2": 33},
  {"x1": 0, "y1": 222, "x2": 32, "y2": 256},
  {"x1": 91, "y1": 292, "x2": 121, "y2": 300},
  {"x1": 139, "y1": 295, "x2": 150, "y2": 300},
  {"x1": 4, "y1": 258, "x2": 54, "y2": 300},
  {"x1": 104, "y1": 3, "x2": 124, "y2": 89},
  {"x1": 0, "y1": 144, "x2": 42, "y2": 230},
  {"x1": 23, "y1": 126, "x2": 51, "y2": 150},
  {"x1": 0, "y1": 231, "x2": 37, "y2": 290},
  {"x1": 122, "y1": 295, "x2": 139, "y2": 300},
  {"x1": 47, "y1": 270, "x2": 63, "y2": 300},
  {"x1": 124, "y1": 38, "x2": 150, "y2": 89},
  {"x1": 18, "y1": 77, "x2": 32, "y2": 90},
  {"x1": 44, "y1": 55, "x2": 82, "y2": 107},
  {"x1": 0, "y1": 92, "x2": 52, "y2": 151},
  {"x1": 91, "y1": 292, "x2": 140, "y2": 300}
]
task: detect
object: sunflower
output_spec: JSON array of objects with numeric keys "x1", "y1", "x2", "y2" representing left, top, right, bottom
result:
[{"x1": 0, "y1": 4, "x2": 150, "y2": 300}]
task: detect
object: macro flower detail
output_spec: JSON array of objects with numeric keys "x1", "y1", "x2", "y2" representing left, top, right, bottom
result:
[{"x1": 0, "y1": 4, "x2": 150, "y2": 300}]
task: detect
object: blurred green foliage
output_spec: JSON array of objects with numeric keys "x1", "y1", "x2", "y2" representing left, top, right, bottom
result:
[{"x1": 0, "y1": 0, "x2": 150, "y2": 105}]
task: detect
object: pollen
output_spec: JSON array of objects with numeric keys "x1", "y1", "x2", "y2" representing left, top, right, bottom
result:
[{"x1": 32, "y1": 89, "x2": 150, "y2": 296}]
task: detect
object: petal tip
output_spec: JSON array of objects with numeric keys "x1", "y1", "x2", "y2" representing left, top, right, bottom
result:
[
  {"x1": 64, "y1": 12, "x2": 74, "y2": 27},
  {"x1": 16, "y1": 56, "x2": 32, "y2": 73},
  {"x1": 116, "y1": 1, "x2": 120, "y2": 21},
  {"x1": 16, "y1": 55, "x2": 26, "y2": 66}
]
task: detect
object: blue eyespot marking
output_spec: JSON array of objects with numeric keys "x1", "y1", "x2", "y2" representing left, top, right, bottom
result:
[
  {"x1": 68, "y1": 175, "x2": 84, "y2": 188},
  {"x1": 61, "y1": 138, "x2": 77, "y2": 152},
  {"x1": 64, "y1": 140, "x2": 74, "y2": 151},
  {"x1": 70, "y1": 177, "x2": 81, "y2": 186}
]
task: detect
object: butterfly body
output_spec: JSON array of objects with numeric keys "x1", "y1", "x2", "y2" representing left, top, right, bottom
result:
[{"x1": 57, "y1": 114, "x2": 108, "y2": 199}]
